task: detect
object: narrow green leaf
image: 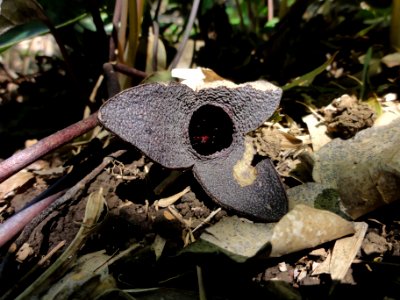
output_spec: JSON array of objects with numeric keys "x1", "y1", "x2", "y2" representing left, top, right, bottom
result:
[
  {"x1": 283, "y1": 52, "x2": 337, "y2": 91},
  {"x1": 359, "y1": 47, "x2": 372, "y2": 100}
]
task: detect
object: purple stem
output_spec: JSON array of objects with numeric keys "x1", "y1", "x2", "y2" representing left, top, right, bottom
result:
[
  {"x1": 0, "y1": 191, "x2": 65, "y2": 248},
  {"x1": 0, "y1": 113, "x2": 99, "y2": 184},
  {"x1": 109, "y1": 0, "x2": 122, "y2": 62},
  {"x1": 168, "y1": 0, "x2": 201, "y2": 70},
  {"x1": 113, "y1": 63, "x2": 147, "y2": 79}
]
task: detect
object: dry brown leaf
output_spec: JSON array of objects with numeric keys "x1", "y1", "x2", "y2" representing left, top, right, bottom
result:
[
  {"x1": 270, "y1": 204, "x2": 355, "y2": 257},
  {"x1": 199, "y1": 205, "x2": 354, "y2": 261},
  {"x1": 200, "y1": 216, "x2": 275, "y2": 261},
  {"x1": 0, "y1": 171, "x2": 34, "y2": 200}
]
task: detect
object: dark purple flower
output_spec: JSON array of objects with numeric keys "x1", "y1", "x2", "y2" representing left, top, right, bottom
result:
[{"x1": 98, "y1": 80, "x2": 288, "y2": 222}]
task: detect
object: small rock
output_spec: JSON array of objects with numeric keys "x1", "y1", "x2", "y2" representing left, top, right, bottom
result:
[
  {"x1": 300, "y1": 276, "x2": 320, "y2": 286},
  {"x1": 391, "y1": 241, "x2": 400, "y2": 256},
  {"x1": 278, "y1": 262, "x2": 288, "y2": 272},
  {"x1": 361, "y1": 231, "x2": 390, "y2": 256}
]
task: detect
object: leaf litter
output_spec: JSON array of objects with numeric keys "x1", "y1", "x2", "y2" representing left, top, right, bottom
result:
[
  {"x1": 1, "y1": 3, "x2": 400, "y2": 298},
  {"x1": 1, "y1": 69, "x2": 400, "y2": 299}
]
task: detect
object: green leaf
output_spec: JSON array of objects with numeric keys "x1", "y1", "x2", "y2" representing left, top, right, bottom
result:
[
  {"x1": 0, "y1": 0, "x2": 114, "y2": 53},
  {"x1": 283, "y1": 52, "x2": 338, "y2": 91},
  {"x1": 0, "y1": 14, "x2": 86, "y2": 53},
  {"x1": 265, "y1": 17, "x2": 280, "y2": 28},
  {"x1": 359, "y1": 47, "x2": 372, "y2": 100},
  {"x1": 0, "y1": 21, "x2": 45, "y2": 52}
]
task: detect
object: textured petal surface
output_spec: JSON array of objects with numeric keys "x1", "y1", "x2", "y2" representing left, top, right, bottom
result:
[
  {"x1": 197, "y1": 80, "x2": 282, "y2": 134},
  {"x1": 193, "y1": 143, "x2": 288, "y2": 222},
  {"x1": 98, "y1": 82, "x2": 197, "y2": 169},
  {"x1": 99, "y1": 80, "x2": 287, "y2": 222}
]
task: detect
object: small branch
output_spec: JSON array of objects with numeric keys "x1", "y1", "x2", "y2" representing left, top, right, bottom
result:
[
  {"x1": 12, "y1": 188, "x2": 108, "y2": 299},
  {"x1": 168, "y1": 0, "x2": 201, "y2": 70},
  {"x1": 0, "y1": 113, "x2": 99, "y2": 184},
  {"x1": 113, "y1": 62, "x2": 148, "y2": 79}
]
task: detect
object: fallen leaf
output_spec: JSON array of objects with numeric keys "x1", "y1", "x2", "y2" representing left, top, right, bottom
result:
[
  {"x1": 196, "y1": 204, "x2": 354, "y2": 261},
  {"x1": 270, "y1": 204, "x2": 355, "y2": 257},
  {"x1": 0, "y1": 170, "x2": 34, "y2": 200},
  {"x1": 200, "y1": 216, "x2": 274, "y2": 262}
]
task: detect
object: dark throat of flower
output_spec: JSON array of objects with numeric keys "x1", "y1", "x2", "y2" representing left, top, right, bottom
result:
[{"x1": 189, "y1": 104, "x2": 234, "y2": 156}]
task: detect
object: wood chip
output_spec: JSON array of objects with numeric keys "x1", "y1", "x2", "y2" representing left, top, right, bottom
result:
[
  {"x1": 330, "y1": 222, "x2": 368, "y2": 281},
  {"x1": 0, "y1": 171, "x2": 34, "y2": 200}
]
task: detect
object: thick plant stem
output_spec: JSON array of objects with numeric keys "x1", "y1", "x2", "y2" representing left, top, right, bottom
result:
[
  {"x1": 0, "y1": 113, "x2": 99, "y2": 184},
  {"x1": 391, "y1": 0, "x2": 400, "y2": 50},
  {"x1": 0, "y1": 191, "x2": 65, "y2": 248}
]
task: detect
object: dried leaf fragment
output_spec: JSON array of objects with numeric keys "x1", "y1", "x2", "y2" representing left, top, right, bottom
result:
[{"x1": 270, "y1": 204, "x2": 355, "y2": 257}]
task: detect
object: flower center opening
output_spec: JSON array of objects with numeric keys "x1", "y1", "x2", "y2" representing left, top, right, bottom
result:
[{"x1": 189, "y1": 104, "x2": 234, "y2": 156}]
